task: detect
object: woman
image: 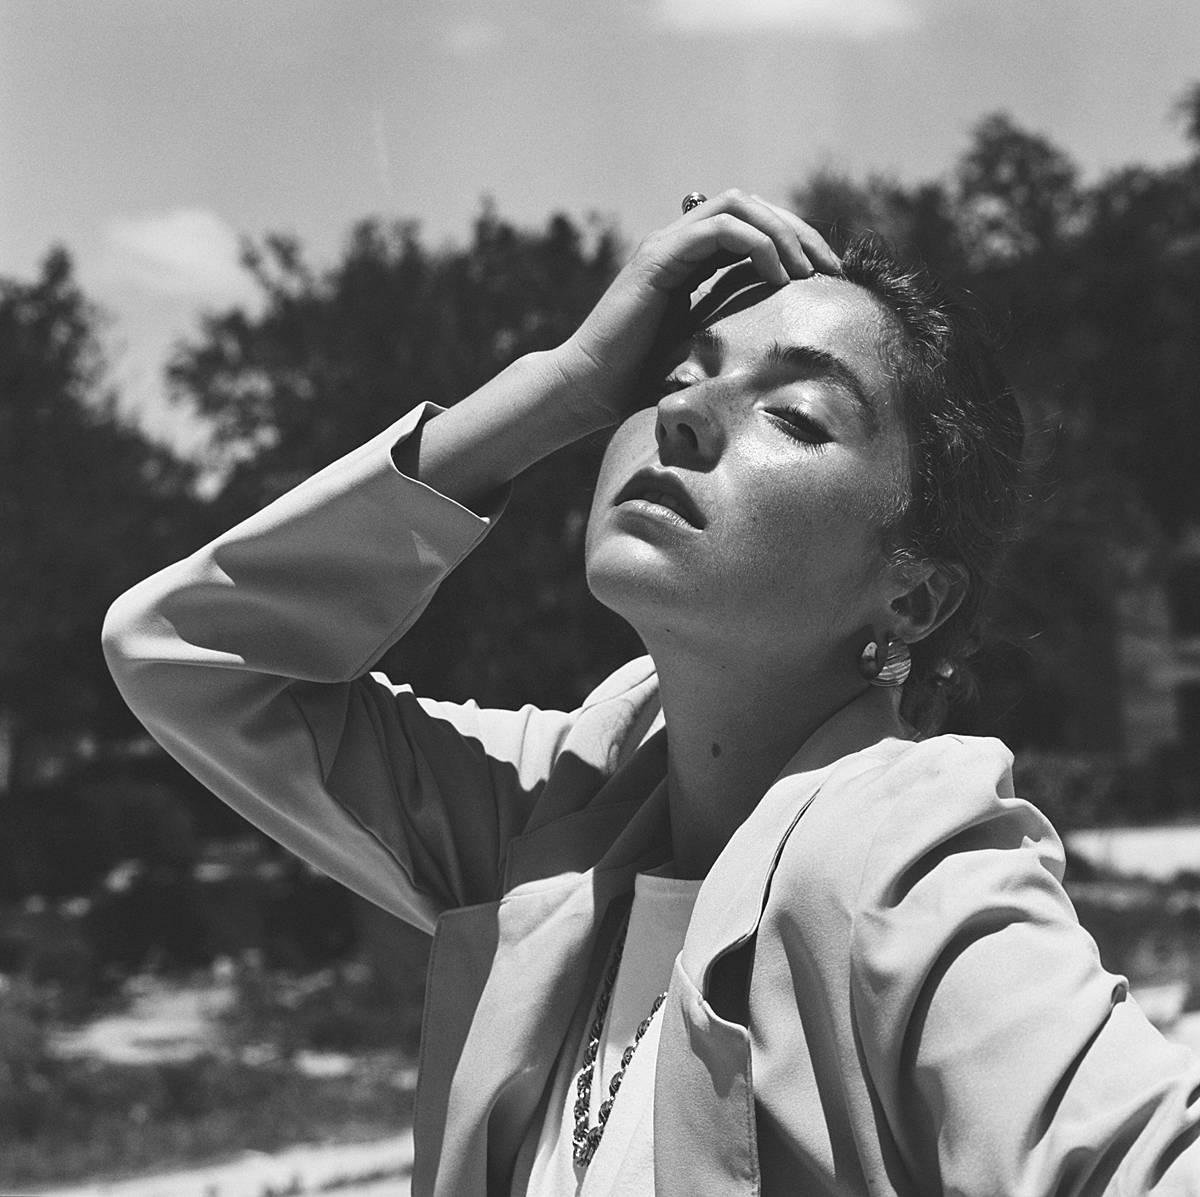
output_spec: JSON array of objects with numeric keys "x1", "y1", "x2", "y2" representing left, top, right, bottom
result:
[{"x1": 104, "y1": 192, "x2": 1200, "y2": 1194}]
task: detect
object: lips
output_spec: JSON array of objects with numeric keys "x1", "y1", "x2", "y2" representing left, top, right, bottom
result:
[{"x1": 615, "y1": 469, "x2": 706, "y2": 529}]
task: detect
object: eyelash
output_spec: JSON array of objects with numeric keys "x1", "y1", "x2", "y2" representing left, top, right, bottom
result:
[
  {"x1": 767, "y1": 407, "x2": 832, "y2": 447},
  {"x1": 659, "y1": 376, "x2": 832, "y2": 448}
]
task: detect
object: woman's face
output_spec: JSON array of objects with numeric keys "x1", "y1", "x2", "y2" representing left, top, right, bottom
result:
[{"x1": 585, "y1": 273, "x2": 912, "y2": 675}]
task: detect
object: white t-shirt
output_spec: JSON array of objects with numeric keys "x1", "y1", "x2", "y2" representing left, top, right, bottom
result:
[{"x1": 526, "y1": 867, "x2": 703, "y2": 1195}]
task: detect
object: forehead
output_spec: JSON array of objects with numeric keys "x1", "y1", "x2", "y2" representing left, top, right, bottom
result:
[
  {"x1": 687, "y1": 268, "x2": 906, "y2": 458},
  {"x1": 692, "y1": 268, "x2": 892, "y2": 375}
]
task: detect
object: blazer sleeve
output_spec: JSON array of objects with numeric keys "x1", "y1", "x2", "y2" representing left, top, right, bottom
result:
[
  {"x1": 849, "y1": 736, "x2": 1200, "y2": 1195},
  {"x1": 102, "y1": 404, "x2": 577, "y2": 934}
]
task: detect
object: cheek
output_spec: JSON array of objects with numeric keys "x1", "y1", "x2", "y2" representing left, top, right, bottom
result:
[
  {"x1": 584, "y1": 413, "x2": 653, "y2": 553},
  {"x1": 737, "y1": 469, "x2": 892, "y2": 596},
  {"x1": 591, "y1": 413, "x2": 656, "y2": 501}
]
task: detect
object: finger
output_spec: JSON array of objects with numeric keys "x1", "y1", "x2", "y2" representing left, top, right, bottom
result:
[
  {"x1": 708, "y1": 214, "x2": 790, "y2": 287},
  {"x1": 749, "y1": 194, "x2": 839, "y2": 270},
  {"x1": 750, "y1": 195, "x2": 842, "y2": 275},
  {"x1": 680, "y1": 189, "x2": 812, "y2": 279},
  {"x1": 648, "y1": 216, "x2": 788, "y2": 292},
  {"x1": 677, "y1": 248, "x2": 748, "y2": 298},
  {"x1": 719, "y1": 189, "x2": 815, "y2": 278}
]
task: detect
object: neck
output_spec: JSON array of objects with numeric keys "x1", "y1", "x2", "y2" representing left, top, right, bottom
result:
[{"x1": 649, "y1": 646, "x2": 897, "y2": 879}]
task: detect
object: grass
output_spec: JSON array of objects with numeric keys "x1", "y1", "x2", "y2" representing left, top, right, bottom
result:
[
  {"x1": 3, "y1": 876, "x2": 1196, "y2": 1191},
  {"x1": 2, "y1": 1048, "x2": 414, "y2": 1190},
  {"x1": 0, "y1": 961, "x2": 418, "y2": 1191}
]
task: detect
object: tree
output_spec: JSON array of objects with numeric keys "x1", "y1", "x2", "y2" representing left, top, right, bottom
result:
[
  {"x1": 0, "y1": 249, "x2": 203, "y2": 789},
  {"x1": 955, "y1": 113, "x2": 1083, "y2": 264},
  {"x1": 1174, "y1": 80, "x2": 1200, "y2": 148},
  {"x1": 168, "y1": 95, "x2": 1200, "y2": 763},
  {"x1": 801, "y1": 99, "x2": 1200, "y2": 758},
  {"x1": 1072, "y1": 160, "x2": 1200, "y2": 534},
  {"x1": 173, "y1": 210, "x2": 620, "y2": 504},
  {"x1": 793, "y1": 169, "x2": 968, "y2": 281},
  {"x1": 170, "y1": 209, "x2": 641, "y2": 710}
]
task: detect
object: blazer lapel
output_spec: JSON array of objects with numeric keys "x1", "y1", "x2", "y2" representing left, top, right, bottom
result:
[
  {"x1": 652, "y1": 764, "x2": 832, "y2": 1197},
  {"x1": 680, "y1": 684, "x2": 911, "y2": 988},
  {"x1": 502, "y1": 726, "x2": 669, "y2": 891},
  {"x1": 415, "y1": 685, "x2": 908, "y2": 1196},
  {"x1": 416, "y1": 741, "x2": 673, "y2": 1197},
  {"x1": 655, "y1": 687, "x2": 911, "y2": 1195}
]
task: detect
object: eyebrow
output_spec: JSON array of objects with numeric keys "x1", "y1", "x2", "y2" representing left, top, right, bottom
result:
[{"x1": 690, "y1": 326, "x2": 881, "y2": 435}]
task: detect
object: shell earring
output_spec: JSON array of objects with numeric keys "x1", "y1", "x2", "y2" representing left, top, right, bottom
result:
[{"x1": 858, "y1": 638, "x2": 912, "y2": 688}]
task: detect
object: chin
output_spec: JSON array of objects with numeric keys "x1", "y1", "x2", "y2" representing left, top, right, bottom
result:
[
  {"x1": 585, "y1": 543, "x2": 707, "y2": 646},
  {"x1": 584, "y1": 546, "x2": 653, "y2": 619}
]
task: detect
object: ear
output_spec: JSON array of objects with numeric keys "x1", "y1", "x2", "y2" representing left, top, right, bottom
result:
[{"x1": 887, "y1": 560, "x2": 966, "y2": 645}]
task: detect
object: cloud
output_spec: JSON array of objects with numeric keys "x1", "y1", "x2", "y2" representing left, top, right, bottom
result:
[
  {"x1": 653, "y1": 0, "x2": 919, "y2": 38},
  {"x1": 100, "y1": 208, "x2": 257, "y2": 307}
]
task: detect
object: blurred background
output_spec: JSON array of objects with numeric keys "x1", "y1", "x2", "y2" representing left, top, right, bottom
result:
[{"x1": 3, "y1": 0, "x2": 1200, "y2": 1192}]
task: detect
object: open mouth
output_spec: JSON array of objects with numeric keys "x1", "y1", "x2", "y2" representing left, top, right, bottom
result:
[{"x1": 615, "y1": 471, "x2": 706, "y2": 529}]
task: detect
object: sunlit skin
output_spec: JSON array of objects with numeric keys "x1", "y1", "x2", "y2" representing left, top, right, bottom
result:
[
  {"x1": 393, "y1": 192, "x2": 961, "y2": 876},
  {"x1": 585, "y1": 273, "x2": 950, "y2": 876}
]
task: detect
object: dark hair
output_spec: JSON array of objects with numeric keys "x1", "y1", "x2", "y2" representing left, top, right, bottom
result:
[{"x1": 838, "y1": 234, "x2": 1025, "y2": 733}]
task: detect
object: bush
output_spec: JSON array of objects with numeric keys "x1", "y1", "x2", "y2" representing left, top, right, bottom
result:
[
  {"x1": 1012, "y1": 750, "x2": 1122, "y2": 831},
  {"x1": 0, "y1": 969, "x2": 415, "y2": 1191},
  {"x1": 221, "y1": 957, "x2": 415, "y2": 1058},
  {"x1": 0, "y1": 777, "x2": 198, "y2": 900},
  {"x1": 0, "y1": 977, "x2": 59, "y2": 1139},
  {"x1": 0, "y1": 1046, "x2": 414, "y2": 1188},
  {"x1": 1070, "y1": 884, "x2": 1200, "y2": 1000}
]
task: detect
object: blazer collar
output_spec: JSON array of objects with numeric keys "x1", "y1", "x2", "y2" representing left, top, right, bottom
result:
[
  {"x1": 503, "y1": 725, "x2": 671, "y2": 892},
  {"x1": 652, "y1": 688, "x2": 913, "y2": 1195},
  {"x1": 681, "y1": 685, "x2": 912, "y2": 986},
  {"x1": 503, "y1": 681, "x2": 910, "y2": 981}
]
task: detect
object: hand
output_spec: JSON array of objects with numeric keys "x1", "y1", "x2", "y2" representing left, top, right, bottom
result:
[{"x1": 552, "y1": 190, "x2": 841, "y2": 428}]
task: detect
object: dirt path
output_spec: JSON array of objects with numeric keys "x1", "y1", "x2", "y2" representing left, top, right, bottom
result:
[
  {"x1": 30, "y1": 1133, "x2": 414, "y2": 1197},
  {"x1": 49, "y1": 981, "x2": 234, "y2": 1066},
  {"x1": 34, "y1": 896, "x2": 1200, "y2": 1197}
]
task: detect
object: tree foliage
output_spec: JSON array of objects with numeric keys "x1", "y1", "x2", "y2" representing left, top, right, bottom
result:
[
  {"x1": 956, "y1": 113, "x2": 1083, "y2": 263},
  {"x1": 796, "y1": 100, "x2": 1200, "y2": 752},
  {"x1": 5, "y1": 90, "x2": 1198, "y2": 934},
  {"x1": 0, "y1": 250, "x2": 204, "y2": 785},
  {"x1": 171, "y1": 209, "x2": 640, "y2": 708},
  {"x1": 168, "y1": 95, "x2": 1200, "y2": 758}
]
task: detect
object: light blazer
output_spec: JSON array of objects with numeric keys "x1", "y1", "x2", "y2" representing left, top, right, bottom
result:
[{"x1": 104, "y1": 405, "x2": 1200, "y2": 1195}]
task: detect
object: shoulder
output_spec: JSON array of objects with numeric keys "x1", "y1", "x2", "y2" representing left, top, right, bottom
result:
[
  {"x1": 832, "y1": 736, "x2": 1076, "y2": 995},
  {"x1": 772, "y1": 734, "x2": 1064, "y2": 916},
  {"x1": 852, "y1": 733, "x2": 1062, "y2": 892},
  {"x1": 830, "y1": 730, "x2": 1016, "y2": 802}
]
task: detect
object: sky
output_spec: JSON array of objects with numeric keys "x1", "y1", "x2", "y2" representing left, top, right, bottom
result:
[{"x1": 2, "y1": 0, "x2": 1198, "y2": 453}]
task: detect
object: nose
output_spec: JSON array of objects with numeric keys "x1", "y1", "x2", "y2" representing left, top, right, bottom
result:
[{"x1": 655, "y1": 384, "x2": 726, "y2": 467}]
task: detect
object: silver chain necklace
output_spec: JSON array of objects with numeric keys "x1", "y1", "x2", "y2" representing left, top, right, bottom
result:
[{"x1": 572, "y1": 917, "x2": 668, "y2": 1167}]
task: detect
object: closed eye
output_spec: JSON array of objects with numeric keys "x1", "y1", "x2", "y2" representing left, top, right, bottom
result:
[{"x1": 767, "y1": 407, "x2": 832, "y2": 446}]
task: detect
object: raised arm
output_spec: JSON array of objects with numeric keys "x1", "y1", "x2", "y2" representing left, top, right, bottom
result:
[
  {"x1": 103, "y1": 193, "x2": 839, "y2": 929},
  {"x1": 393, "y1": 189, "x2": 840, "y2": 510},
  {"x1": 101, "y1": 403, "x2": 585, "y2": 931}
]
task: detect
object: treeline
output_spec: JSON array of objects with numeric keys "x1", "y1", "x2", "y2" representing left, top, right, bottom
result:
[{"x1": 4, "y1": 93, "x2": 1200, "y2": 912}]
